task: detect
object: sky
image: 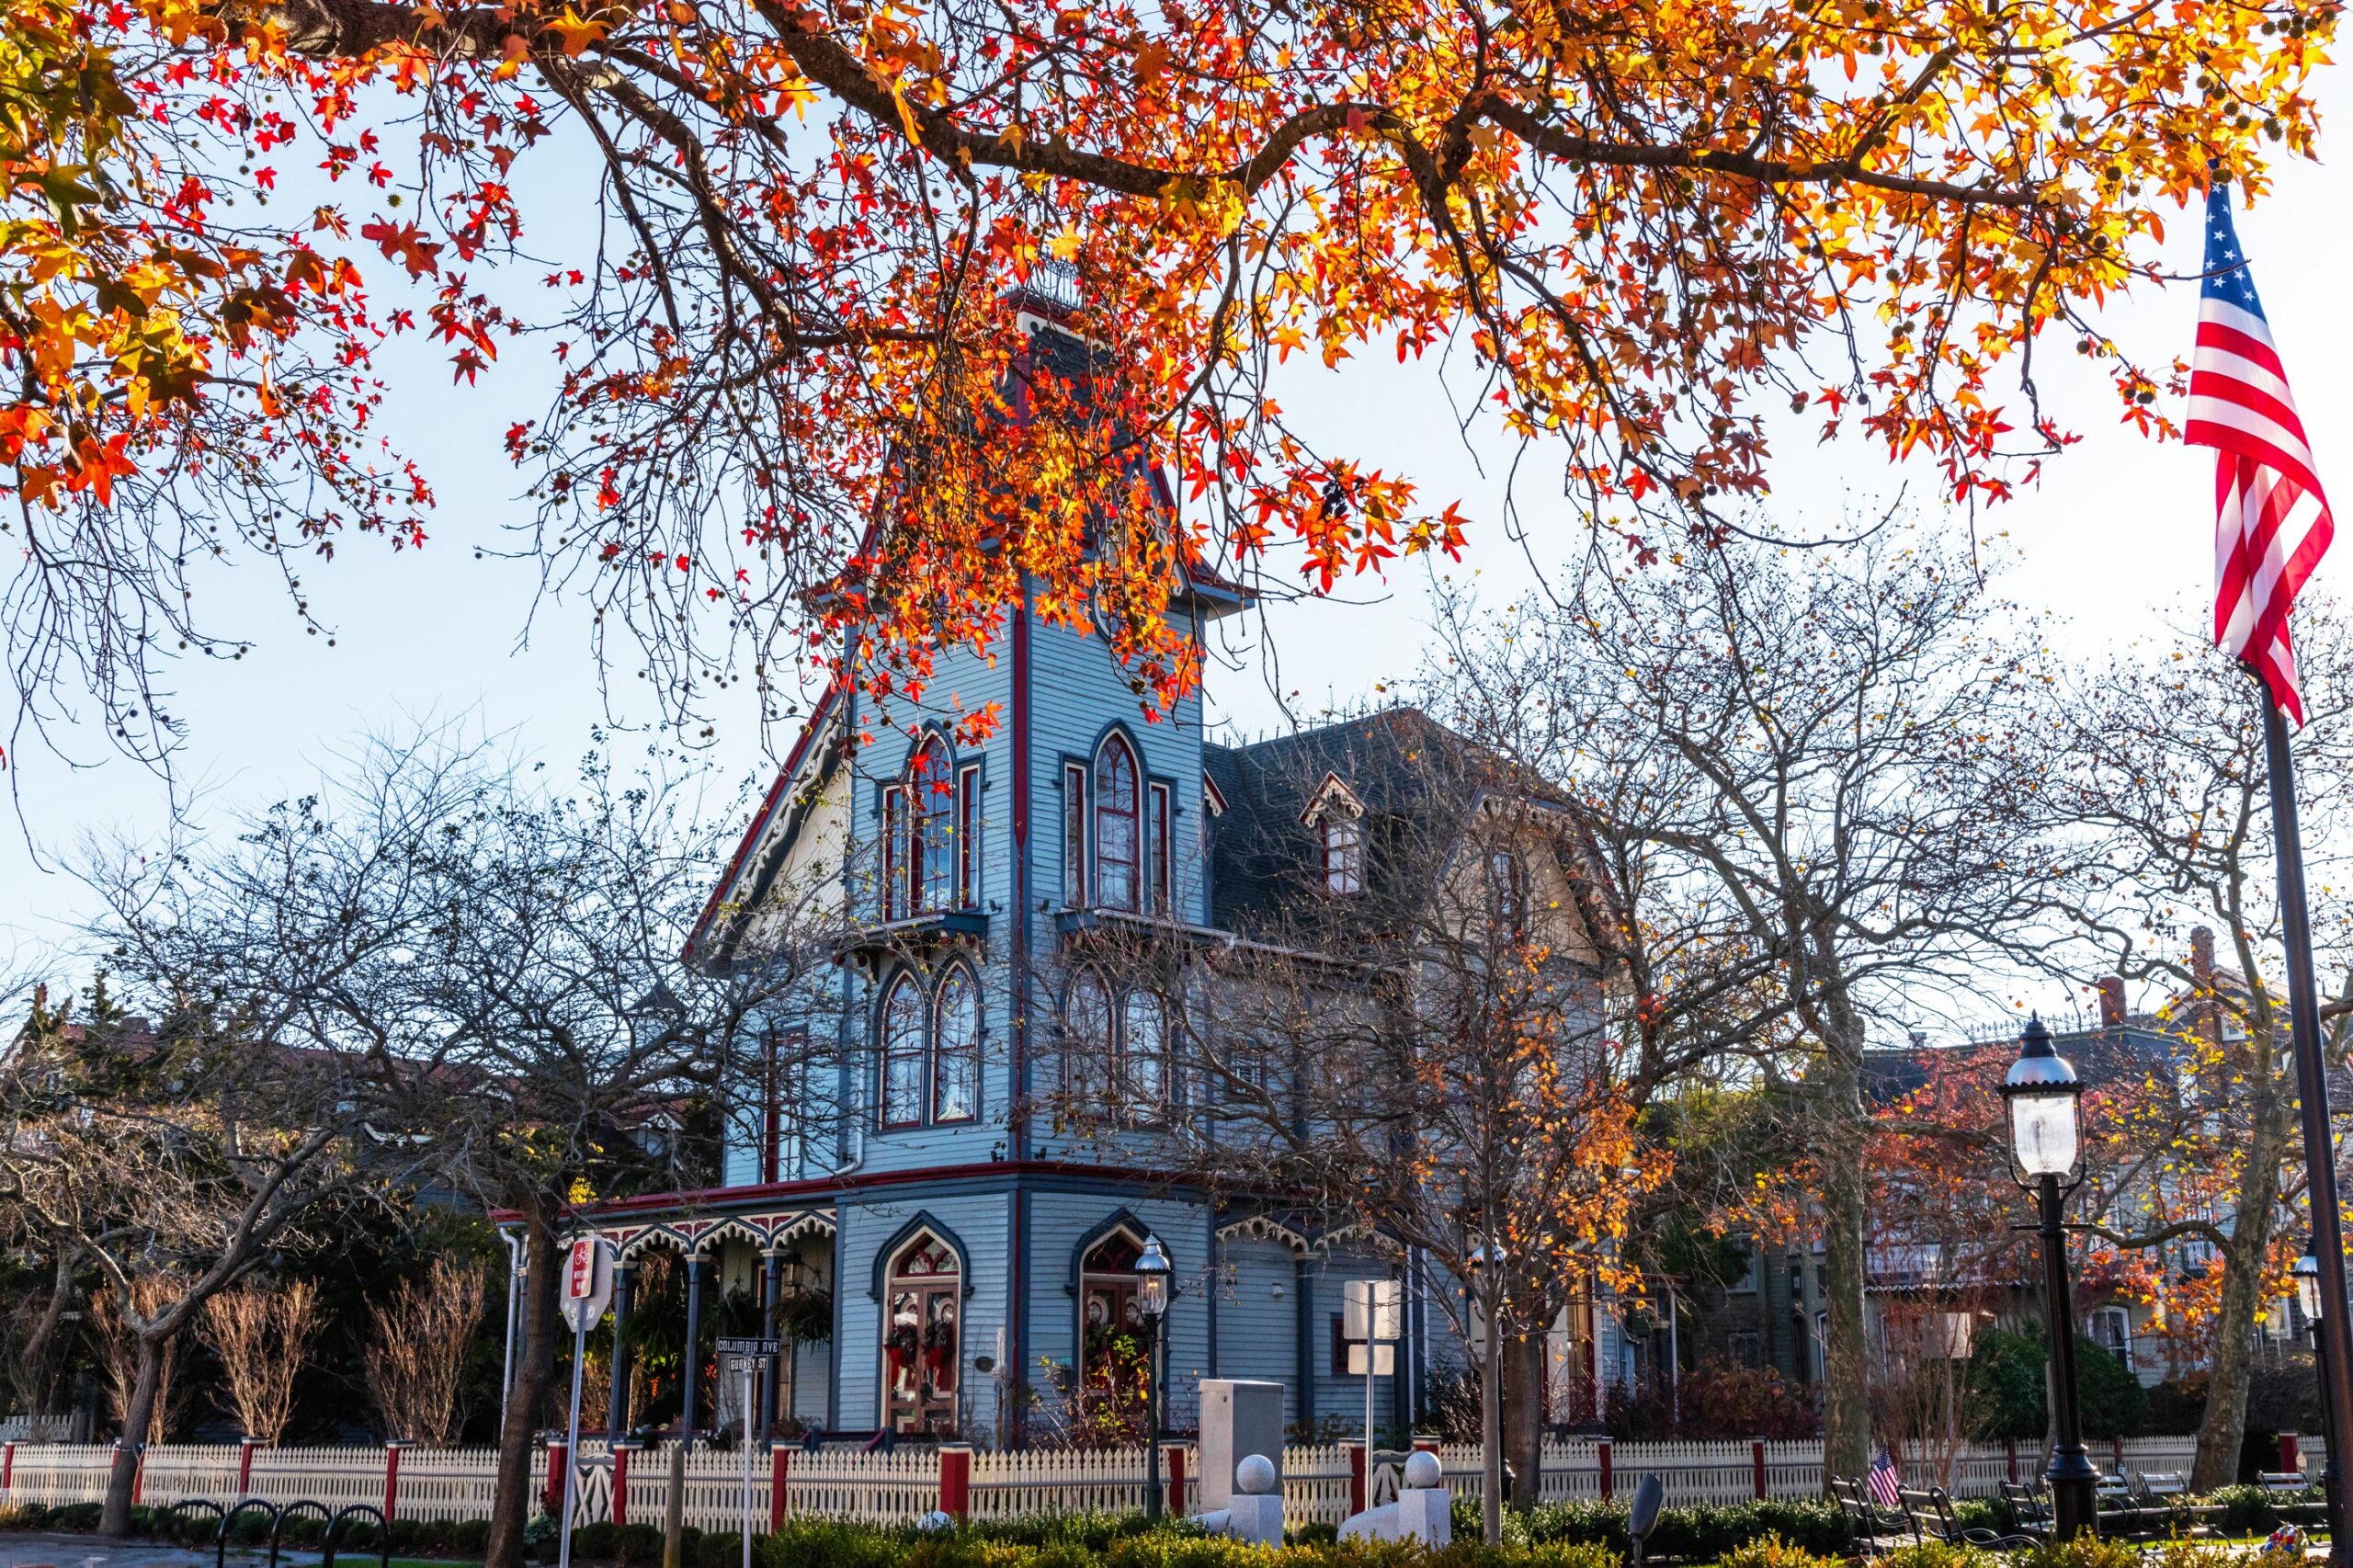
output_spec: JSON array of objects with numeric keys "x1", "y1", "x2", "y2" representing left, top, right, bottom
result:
[{"x1": 6, "y1": 75, "x2": 2353, "y2": 975}]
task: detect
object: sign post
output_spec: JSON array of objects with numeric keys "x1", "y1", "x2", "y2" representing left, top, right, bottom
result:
[
  {"x1": 715, "y1": 1337, "x2": 780, "y2": 1568},
  {"x1": 1343, "y1": 1279, "x2": 1403, "y2": 1498},
  {"x1": 557, "y1": 1237, "x2": 616, "y2": 1568}
]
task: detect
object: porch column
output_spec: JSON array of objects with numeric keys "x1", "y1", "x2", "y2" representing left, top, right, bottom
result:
[
  {"x1": 759, "y1": 1251, "x2": 784, "y2": 1447},
  {"x1": 681, "y1": 1256, "x2": 708, "y2": 1445},
  {"x1": 605, "y1": 1263, "x2": 634, "y2": 1438}
]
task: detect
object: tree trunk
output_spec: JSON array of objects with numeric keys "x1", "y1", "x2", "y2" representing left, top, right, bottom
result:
[
  {"x1": 488, "y1": 1204, "x2": 560, "y2": 1568},
  {"x1": 1480, "y1": 1328, "x2": 1505, "y2": 1545},
  {"x1": 1505, "y1": 1323, "x2": 1547, "y2": 1509},
  {"x1": 1816, "y1": 1002, "x2": 1873, "y2": 1488},
  {"x1": 2191, "y1": 1096, "x2": 2293, "y2": 1490},
  {"x1": 98, "y1": 1335, "x2": 165, "y2": 1536},
  {"x1": 661, "y1": 1439, "x2": 688, "y2": 1568},
  {"x1": 11, "y1": 1248, "x2": 75, "y2": 1426}
]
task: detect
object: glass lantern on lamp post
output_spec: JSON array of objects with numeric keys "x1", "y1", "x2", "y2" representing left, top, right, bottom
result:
[
  {"x1": 1135, "y1": 1233, "x2": 1172, "y2": 1519},
  {"x1": 2297, "y1": 1237, "x2": 2341, "y2": 1510},
  {"x1": 2001, "y1": 1014, "x2": 2101, "y2": 1540}
]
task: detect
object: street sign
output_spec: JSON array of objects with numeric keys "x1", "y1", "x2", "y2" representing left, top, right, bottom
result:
[
  {"x1": 555, "y1": 1236, "x2": 616, "y2": 1568},
  {"x1": 1343, "y1": 1279, "x2": 1402, "y2": 1343},
  {"x1": 561, "y1": 1237, "x2": 616, "y2": 1333},
  {"x1": 715, "y1": 1335, "x2": 780, "y2": 1361},
  {"x1": 1346, "y1": 1343, "x2": 1395, "y2": 1377}
]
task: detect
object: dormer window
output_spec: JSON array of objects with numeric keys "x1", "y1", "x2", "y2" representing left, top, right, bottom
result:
[{"x1": 1302, "y1": 773, "x2": 1366, "y2": 897}]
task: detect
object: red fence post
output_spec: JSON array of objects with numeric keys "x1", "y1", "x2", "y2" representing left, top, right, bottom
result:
[
  {"x1": 2112, "y1": 1437, "x2": 2126, "y2": 1471},
  {"x1": 1348, "y1": 1442, "x2": 1366, "y2": 1516},
  {"x1": 611, "y1": 1443, "x2": 633, "y2": 1529},
  {"x1": 1752, "y1": 1440, "x2": 1767, "y2": 1501},
  {"x1": 938, "y1": 1444, "x2": 972, "y2": 1521},
  {"x1": 545, "y1": 1441, "x2": 568, "y2": 1517},
  {"x1": 131, "y1": 1442, "x2": 144, "y2": 1506},
  {"x1": 2005, "y1": 1438, "x2": 2018, "y2": 1483},
  {"x1": 769, "y1": 1447, "x2": 790, "y2": 1533},
  {"x1": 383, "y1": 1442, "x2": 404, "y2": 1521},
  {"x1": 2283, "y1": 1433, "x2": 2303, "y2": 1472},
  {"x1": 1598, "y1": 1438, "x2": 1614, "y2": 1502},
  {"x1": 1168, "y1": 1447, "x2": 1186, "y2": 1516},
  {"x1": 2, "y1": 1440, "x2": 14, "y2": 1498},
  {"x1": 237, "y1": 1437, "x2": 260, "y2": 1496}
]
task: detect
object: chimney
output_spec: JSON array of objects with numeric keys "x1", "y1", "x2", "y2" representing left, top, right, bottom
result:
[
  {"x1": 2097, "y1": 977, "x2": 2126, "y2": 1028},
  {"x1": 2191, "y1": 926, "x2": 2216, "y2": 986}
]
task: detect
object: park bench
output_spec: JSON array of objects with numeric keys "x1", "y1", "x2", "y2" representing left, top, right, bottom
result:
[
  {"x1": 1897, "y1": 1484, "x2": 2041, "y2": 1551},
  {"x1": 2131, "y1": 1470, "x2": 2222, "y2": 1539},
  {"x1": 2258, "y1": 1470, "x2": 2330, "y2": 1537},
  {"x1": 1831, "y1": 1477, "x2": 1914, "y2": 1558},
  {"x1": 1998, "y1": 1479, "x2": 2053, "y2": 1541}
]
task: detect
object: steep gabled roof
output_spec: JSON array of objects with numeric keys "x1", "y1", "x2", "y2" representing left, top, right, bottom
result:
[
  {"x1": 683, "y1": 683, "x2": 844, "y2": 969},
  {"x1": 1202, "y1": 706, "x2": 1597, "y2": 947}
]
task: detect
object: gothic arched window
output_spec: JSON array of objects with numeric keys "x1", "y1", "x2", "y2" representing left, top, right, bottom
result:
[
  {"x1": 932, "y1": 963, "x2": 980, "y2": 1124},
  {"x1": 1122, "y1": 990, "x2": 1166, "y2": 1115},
  {"x1": 880, "y1": 973, "x2": 926, "y2": 1129},
  {"x1": 1094, "y1": 735, "x2": 1141, "y2": 912},
  {"x1": 905, "y1": 734, "x2": 952, "y2": 915},
  {"x1": 1064, "y1": 967, "x2": 1116, "y2": 1104}
]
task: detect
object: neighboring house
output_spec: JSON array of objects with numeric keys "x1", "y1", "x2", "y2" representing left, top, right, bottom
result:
[
  {"x1": 1666, "y1": 938, "x2": 2324, "y2": 1406},
  {"x1": 544, "y1": 312, "x2": 1629, "y2": 1448}
]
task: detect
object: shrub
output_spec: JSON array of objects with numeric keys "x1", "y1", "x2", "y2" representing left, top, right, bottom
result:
[
  {"x1": 698, "y1": 1529, "x2": 746, "y2": 1568},
  {"x1": 572, "y1": 1521, "x2": 619, "y2": 1561},
  {"x1": 2014, "y1": 1534, "x2": 2141, "y2": 1568},
  {"x1": 2202, "y1": 1483, "x2": 2284, "y2": 1537},
  {"x1": 51, "y1": 1503, "x2": 103, "y2": 1533},
  {"x1": 0, "y1": 1505, "x2": 51, "y2": 1531},
  {"x1": 453, "y1": 1517, "x2": 494, "y2": 1553},
  {"x1": 615, "y1": 1521, "x2": 667, "y2": 1565},
  {"x1": 1877, "y1": 1542, "x2": 2001, "y2": 1568},
  {"x1": 1705, "y1": 1532, "x2": 1841, "y2": 1568}
]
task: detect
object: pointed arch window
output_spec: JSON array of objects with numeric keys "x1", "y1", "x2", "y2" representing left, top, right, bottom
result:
[
  {"x1": 1095, "y1": 735, "x2": 1141, "y2": 912},
  {"x1": 1122, "y1": 990, "x2": 1167, "y2": 1115},
  {"x1": 906, "y1": 734, "x2": 952, "y2": 915},
  {"x1": 932, "y1": 963, "x2": 980, "y2": 1124},
  {"x1": 1064, "y1": 967, "x2": 1116, "y2": 1105},
  {"x1": 880, "y1": 973, "x2": 926, "y2": 1129}
]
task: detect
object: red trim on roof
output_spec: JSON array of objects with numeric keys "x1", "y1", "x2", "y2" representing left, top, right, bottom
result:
[
  {"x1": 683, "y1": 682, "x2": 841, "y2": 963},
  {"x1": 494, "y1": 1156, "x2": 1197, "y2": 1223}
]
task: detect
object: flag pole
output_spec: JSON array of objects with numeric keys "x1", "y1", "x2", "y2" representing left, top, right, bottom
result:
[{"x1": 2256, "y1": 671, "x2": 2353, "y2": 1562}]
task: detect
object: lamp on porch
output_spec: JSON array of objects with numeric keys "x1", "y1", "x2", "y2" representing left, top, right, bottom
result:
[{"x1": 1135, "y1": 1233, "x2": 1172, "y2": 1519}]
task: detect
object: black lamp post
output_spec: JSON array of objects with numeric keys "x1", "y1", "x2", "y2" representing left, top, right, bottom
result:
[
  {"x1": 1135, "y1": 1233, "x2": 1172, "y2": 1520},
  {"x1": 2001, "y1": 1015, "x2": 2100, "y2": 1540},
  {"x1": 2297, "y1": 1238, "x2": 2341, "y2": 1510}
]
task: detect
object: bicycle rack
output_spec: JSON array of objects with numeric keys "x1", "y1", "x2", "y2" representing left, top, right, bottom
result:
[
  {"x1": 163, "y1": 1498, "x2": 225, "y2": 1550},
  {"x1": 219, "y1": 1499, "x2": 280, "y2": 1568},
  {"x1": 326, "y1": 1503, "x2": 392, "y2": 1568},
  {"x1": 268, "y1": 1499, "x2": 332, "y2": 1568}
]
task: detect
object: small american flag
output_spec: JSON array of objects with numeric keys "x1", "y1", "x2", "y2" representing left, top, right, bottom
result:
[
  {"x1": 2188, "y1": 181, "x2": 2335, "y2": 724},
  {"x1": 1868, "y1": 1445, "x2": 1903, "y2": 1508}
]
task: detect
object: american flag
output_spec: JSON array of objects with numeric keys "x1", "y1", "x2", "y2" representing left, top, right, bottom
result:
[
  {"x1": 2188, "y1": 181, "x2": 2335, "y2": 724},
  {"x1": 1868, "y1": 1444, "x2": 1902, "y2": 1508}
]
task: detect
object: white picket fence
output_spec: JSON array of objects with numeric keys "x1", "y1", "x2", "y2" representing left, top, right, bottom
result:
[{"x1": 0, "y1": 1432, "x2": 2285, "y2": 1532}]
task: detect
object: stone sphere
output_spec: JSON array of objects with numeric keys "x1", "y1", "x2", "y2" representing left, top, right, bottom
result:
[
  {"x1": 1235, "y1": 1453, "x2": 1279, "y2": 1496},
  {"x1": 1403, "y1": 1451, "x2": 1441, "y2": 1491}
]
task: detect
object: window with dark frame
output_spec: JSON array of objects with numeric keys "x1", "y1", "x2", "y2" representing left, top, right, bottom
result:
[
  {"x1": 931, "y1": 964, "x2": 981, "y2": 1123},
  {"x1": 957, "y1": 762, "x2": 983, "y2": 908},
  {"x1": 1063, "y1": 762, "x2": 1088, "y2": 906},
  {"x1": 1489, "y1": 846, "x2": 1526, "y2": 937},
  {"x1": 760, "y1": 1029, "x2": 782, "y2": 1184},
  {"x1": 881, "y1": 785, "x2": 904, "y2": 920},
  {"x1": 880, "y1": 974, "x2": 926, "y2": 1128},
  {"x1": 1095, "y1": 735, "x2": 1142, "y2": 911},
  {"x1": 1329, "y1": 1313, "x2": 1351, "y2": 1375},
  {"x1": 1320, "y1": 811, "x2": 1364, "y2": 895},
  {"x1": 1149, "y1": 781, "x2": 1172, "y2": 915}
]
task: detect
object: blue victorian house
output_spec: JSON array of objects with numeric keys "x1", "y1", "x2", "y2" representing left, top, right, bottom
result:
[{"x1": 561, "y1": 328, "x2": 1628, "y2": 1452}]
